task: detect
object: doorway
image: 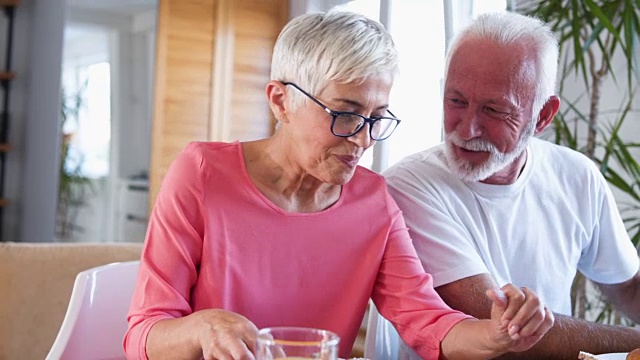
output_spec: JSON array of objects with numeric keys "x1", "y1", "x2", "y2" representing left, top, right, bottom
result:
[{"x1": 57, "y1": 0, "x2": 157, "y2": 242}]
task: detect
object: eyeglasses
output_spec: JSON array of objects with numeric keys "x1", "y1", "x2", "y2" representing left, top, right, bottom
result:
[{"x1": 282, "y1": 82, "x2": 401, "y2": 141}]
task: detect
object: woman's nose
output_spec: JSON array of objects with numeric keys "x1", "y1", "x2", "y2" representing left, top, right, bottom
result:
[{"x1": 348, "y1": 123, "x2": 372, "y2": 148}]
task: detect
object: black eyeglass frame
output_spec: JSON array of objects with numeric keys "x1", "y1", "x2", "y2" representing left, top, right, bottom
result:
[{"x1": 282, "y1": 82, "x2": 401, "y2": 141}]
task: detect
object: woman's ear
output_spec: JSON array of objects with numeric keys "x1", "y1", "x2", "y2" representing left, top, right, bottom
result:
[
  {"x1": 534, "y1": 95, "x2": 560, "y2": 134},
  {"x1": 266, "y1": 81, "x2": 289, "y2": 123}
]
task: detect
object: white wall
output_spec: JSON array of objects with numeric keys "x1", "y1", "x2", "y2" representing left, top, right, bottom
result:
[
  {"x1": 288, "y1": 0, "x2": 350, "y2": 18},
  {"x1": 118, "y1": 10, "x2": 155, "y2": 179}
]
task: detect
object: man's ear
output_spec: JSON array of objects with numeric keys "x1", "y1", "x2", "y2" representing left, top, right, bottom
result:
[
  {"x1": 534, "y1": 95, "x2": 560, "y2": 134},
  {"x1": 266, "y1": 81, "x2": 289, "y2": 123}
]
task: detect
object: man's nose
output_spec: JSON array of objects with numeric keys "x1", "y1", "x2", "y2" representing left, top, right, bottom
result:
[{"x1": 456, "y1": 110, "x2": 483, "y2": 139}]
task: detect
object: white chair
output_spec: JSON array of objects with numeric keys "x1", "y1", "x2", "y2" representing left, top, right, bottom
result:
[
  {"x1": 364, "y1": 301, "x2": 422, "y2": 360},
  {"x1": 46, "y1": 261, "x2": 140, "y2": 360}
]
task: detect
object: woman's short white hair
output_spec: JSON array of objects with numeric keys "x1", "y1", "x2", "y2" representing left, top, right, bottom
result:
[
  {"x1": 445, "y1": 11, "x2": 559, "y2": 120},
  {"x1": 271, "y1": 9, "x2": 399, "y2": 110}
]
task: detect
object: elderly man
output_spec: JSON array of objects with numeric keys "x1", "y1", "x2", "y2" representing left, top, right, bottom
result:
[{"x1": 383, "y1": 11, "x2": 640, "y2": 359}]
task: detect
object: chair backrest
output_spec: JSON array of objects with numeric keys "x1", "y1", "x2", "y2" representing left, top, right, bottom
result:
[
  {"x1": 46, "y1": 261, "x2": 140, "y2": 360},
  {"x1": 363, "y1": 301, "x2": 422, "y2": 360}
]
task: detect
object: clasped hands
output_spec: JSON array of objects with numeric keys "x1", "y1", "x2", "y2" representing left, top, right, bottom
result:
[
  {"x1": 484, "y1": 283, "x2": 555, "y2": 354},
  {"x1": 191, "y1": 283, "x2": 554, "y2": 360}
]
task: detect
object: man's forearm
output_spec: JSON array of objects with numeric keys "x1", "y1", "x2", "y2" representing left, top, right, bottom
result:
[
  {"x1": 601, "y1": 273, "x2": 640, "y2": 324},
  {"x1": 496, "y1": 314, "x2": 640, "y2": 360}
]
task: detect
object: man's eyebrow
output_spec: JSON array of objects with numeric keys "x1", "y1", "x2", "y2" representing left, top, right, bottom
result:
[{"x1": 444, "y1": 89, "x2": 463, "y2": 96}]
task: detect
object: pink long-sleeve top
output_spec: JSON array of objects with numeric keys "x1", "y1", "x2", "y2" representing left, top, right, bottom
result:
[{"x1": 124, "y1": 141, "x2": 471, "y2": 359}]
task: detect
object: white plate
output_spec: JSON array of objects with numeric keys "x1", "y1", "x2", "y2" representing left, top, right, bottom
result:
[{"x1": 598, "y1": 353, "x2": 628, "y2": 360}]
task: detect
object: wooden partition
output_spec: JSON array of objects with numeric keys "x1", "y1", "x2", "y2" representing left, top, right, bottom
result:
[{"x1": 149, "y1": 0, "x2": 288, "y2": 206}]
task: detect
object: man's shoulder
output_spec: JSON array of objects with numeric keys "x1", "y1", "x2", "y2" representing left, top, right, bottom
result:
[
  {"x1": 531, "y1": 138, "x2": 598, "y2": 173},
  {"x1": 532, "y1": 137, "x2": 587, "y2": 160}
]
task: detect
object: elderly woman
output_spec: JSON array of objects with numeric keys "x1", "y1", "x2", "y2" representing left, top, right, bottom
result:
[{"x1": 124, "y1": 9, "x2": 553, "y2": 360}]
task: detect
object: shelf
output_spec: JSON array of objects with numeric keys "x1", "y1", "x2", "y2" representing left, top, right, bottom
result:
[
  {"x1": 0, "y1": 1, "x2": 19, "y2": 7},
  {"x1": 0, "y1": 0, "x2": 16, "y2": 240},
  {"x1": 0, "y1": 71, "x2": 14, "y2": 80}
]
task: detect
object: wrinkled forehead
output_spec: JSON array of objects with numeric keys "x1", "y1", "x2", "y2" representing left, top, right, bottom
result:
[{"x1": 448, "y1": 39, "x2": 538, "y2": 91}]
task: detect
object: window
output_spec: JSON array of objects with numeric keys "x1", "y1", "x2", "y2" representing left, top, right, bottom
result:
[
  {"x1": 61, "y1": 25, "x2": 112, "y2": 180},
  {"x1": 75, "y1": 62, "x2": 111, "y2": 178}
]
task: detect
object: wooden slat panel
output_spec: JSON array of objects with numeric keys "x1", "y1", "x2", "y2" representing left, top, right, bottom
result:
[
  {"x1": 149, "y1": 0, "x2": 217, "y2": 208},
  {"x1": 229, "y1": 0, "x2": 287, "y2": 141},
  {"x1": 150, "y1": 0, "x2": 288, "y2": 207}
]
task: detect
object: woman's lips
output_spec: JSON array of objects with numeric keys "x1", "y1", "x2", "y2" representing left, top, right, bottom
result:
[{"x1": 336, "y1": 155, "x2": 359, "y2": 168}]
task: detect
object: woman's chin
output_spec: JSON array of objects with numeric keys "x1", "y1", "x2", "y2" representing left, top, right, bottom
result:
[{"x1": 327, "y1": 169, "x2": 356, "y2": 185}]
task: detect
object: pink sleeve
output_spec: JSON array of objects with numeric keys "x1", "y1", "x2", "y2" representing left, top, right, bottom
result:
[
  {"x1": 371, "y1": 194, "x2": 473, "y2": 358},
  {"x1": 124, "y1": 143, "x2": 206, "y2": 360}
]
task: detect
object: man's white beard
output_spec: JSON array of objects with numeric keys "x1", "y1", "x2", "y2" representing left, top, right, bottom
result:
[{"x1": 444, "y1": 121, "x2": 535, "y2": 182}]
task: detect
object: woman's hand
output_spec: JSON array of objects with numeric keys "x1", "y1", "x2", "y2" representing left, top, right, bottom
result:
[
  {"x1": 486, "y1": 284, "x2": 555, "y2": 353},
  {"x1": 194, "y1": 309, "x2": 260, "y2": 360},
  {"x1": 145, "y1": 309, "x2": 260, "y2": 360}
]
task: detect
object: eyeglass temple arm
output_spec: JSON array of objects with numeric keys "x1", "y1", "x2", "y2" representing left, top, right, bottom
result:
[{"x1": 281, "y1": 82, "x2": 334, "y2": 114}]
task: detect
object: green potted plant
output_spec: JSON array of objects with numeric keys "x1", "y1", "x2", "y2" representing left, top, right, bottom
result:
[
  {"x1": 518, "y1": 0, "x2": 640, "y2": 325},
  {"x1": 56, "y1": 86, "x2": 94, "y2": 240}
]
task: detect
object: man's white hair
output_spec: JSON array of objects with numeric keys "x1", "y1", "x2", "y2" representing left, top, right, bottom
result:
[{"x1": 444, "y1": 11, "x2": 559, "y2": 120}]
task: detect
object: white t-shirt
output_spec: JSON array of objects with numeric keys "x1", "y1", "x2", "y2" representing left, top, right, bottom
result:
[{"x1": 384, "y1": 137, "x2": 639, "y2": 315}]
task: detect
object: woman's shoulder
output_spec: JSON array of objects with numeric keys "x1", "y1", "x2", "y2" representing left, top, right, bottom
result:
[
  {"x1": 178, "y1": 141, "x2": 241, "y2": 163},
  {"x1": 182, "y1": 141, "x2": 240, "y2": 155},
  {"x1": 353, "y1": 165, "x2": 385, "y2": 186},
  {"x1": 167, "y1": 141, "x2": 242, "y2": 177},
  {"x1": 349, "y1": 166, "x2": 395, "y2": 201}
]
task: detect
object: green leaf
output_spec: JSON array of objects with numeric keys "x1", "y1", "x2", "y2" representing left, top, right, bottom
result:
[{"x1": 521, "y1": 0, "x2": 640, "y2": 325}]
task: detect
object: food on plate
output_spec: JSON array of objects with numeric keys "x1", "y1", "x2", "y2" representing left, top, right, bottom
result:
[
  {"x1": 627, "y1": 348, "x2": 640, "y2": 360},
  {"x1": 578, "y1": 352, "x2": 600, "y2": 360}
]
